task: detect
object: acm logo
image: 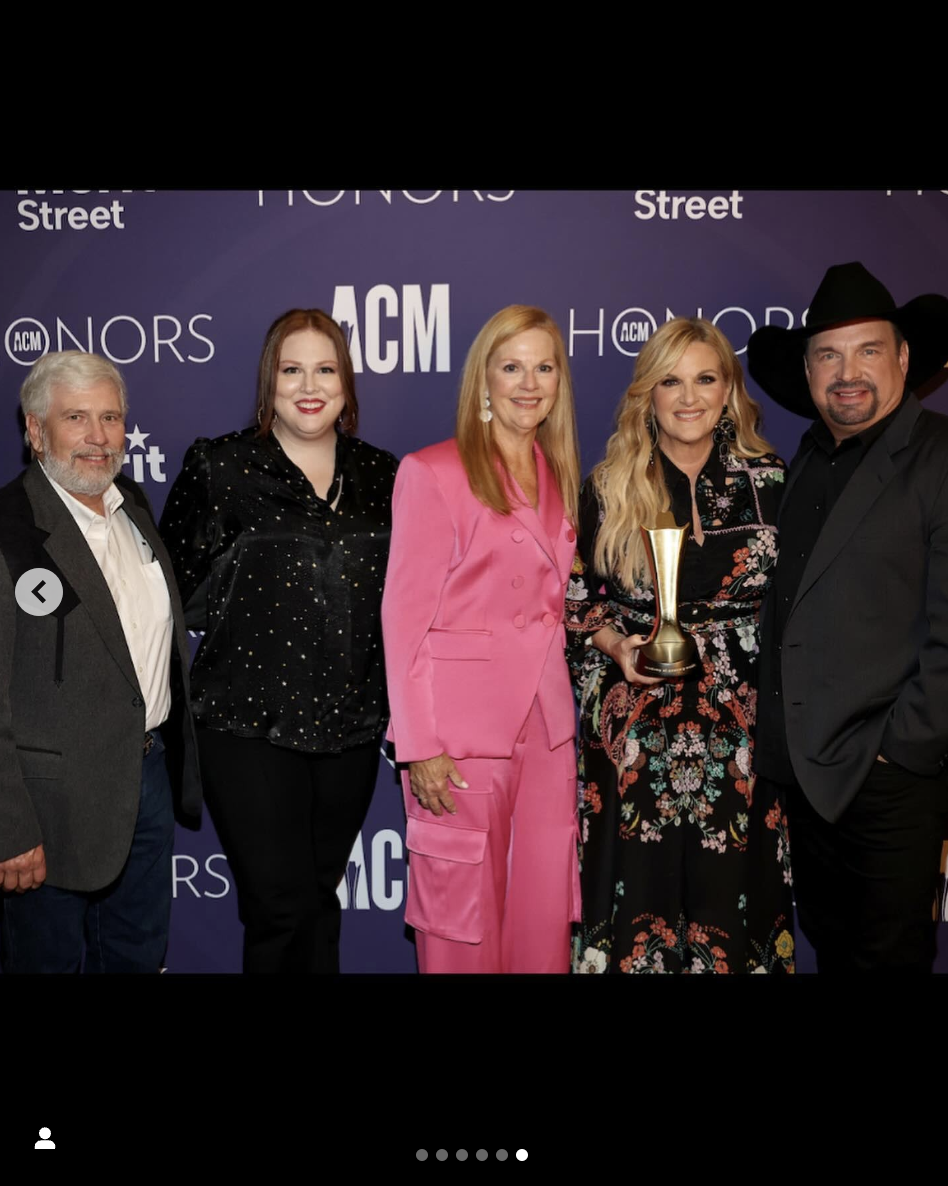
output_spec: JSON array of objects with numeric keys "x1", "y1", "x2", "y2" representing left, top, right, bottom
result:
[{"x1": 331, "y1": 283, "x2": 450, "y2": 374}]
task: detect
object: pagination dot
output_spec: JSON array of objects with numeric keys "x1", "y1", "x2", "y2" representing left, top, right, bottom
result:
[
  {"x1": 516, "y1": 1149, "x2": 528, "y2": 1161},
  {"x1": 456, "y1": 1150, "x2": 468, "y2": 1161},
  {"x1": 436, "y1": 1150, "x2": 448, "y2": 1161},
  {"x1": 476, "y1": 1150, "x2": 488, "y2": 1161},
  {"x1": 496, "y1": 1149, "x2": 508, "y2": 1161},
  {"x1": 416, "y1": 1150, "x2": 428, "y2": 1161}
]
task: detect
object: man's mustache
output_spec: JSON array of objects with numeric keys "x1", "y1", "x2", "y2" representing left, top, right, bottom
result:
[
  {"x1": 70, "y1": 446, "x2": 125, "y2": 460},
  {"x1": 826, "y1": 380, "x2": 877, "y2": 396}
]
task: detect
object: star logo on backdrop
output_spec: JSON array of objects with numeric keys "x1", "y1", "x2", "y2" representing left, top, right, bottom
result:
[{"x1": 123, "y1": 425, "x2": 166, "y2": 483}]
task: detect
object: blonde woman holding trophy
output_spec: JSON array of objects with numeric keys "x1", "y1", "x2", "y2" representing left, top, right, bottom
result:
[{"x1": 567, "y1": 317, "x2": 794, "y2": 974}]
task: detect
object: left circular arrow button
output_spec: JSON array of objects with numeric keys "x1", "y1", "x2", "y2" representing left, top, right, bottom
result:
[{"x1": 15, "y1": 568, "x2": 64, "y2": 617}]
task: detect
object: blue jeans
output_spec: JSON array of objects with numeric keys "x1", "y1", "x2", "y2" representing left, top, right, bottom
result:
[{"x1": 0, "y1": 731, "x2": 174, "y2": 974}]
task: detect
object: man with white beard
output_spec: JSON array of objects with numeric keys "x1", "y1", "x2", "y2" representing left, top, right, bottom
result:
[{"x1": 0, "y1": 351, "x2": 201, "y2": 973}]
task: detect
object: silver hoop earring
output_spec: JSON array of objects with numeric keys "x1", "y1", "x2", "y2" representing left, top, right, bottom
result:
[
  {"x1": 480, "y1": 388, "x2": 493, "y2": 423},
  {"x1": 713, "y1": 405, "x2": 737, "y2": 462}
]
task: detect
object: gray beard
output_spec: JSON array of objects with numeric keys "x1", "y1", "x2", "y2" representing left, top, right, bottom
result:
[{"x1": 40, "y1": 433, "x2": 124, "y2": 497}]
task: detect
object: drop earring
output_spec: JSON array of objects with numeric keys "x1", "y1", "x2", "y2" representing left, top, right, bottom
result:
[
  {"x1": 480, "y1": 388, "x2": 493, "y2": 423},
  {"x1": 646, "y1": 415, "x2": 658, "y2": 466},
  {"x1": 713, "y1": 404, "x2": 737, "y2": 462}
]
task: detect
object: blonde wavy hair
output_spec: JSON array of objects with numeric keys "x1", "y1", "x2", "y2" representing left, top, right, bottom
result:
[
  {"x1": 456, "y1": 305, "x2": 580, "y2": 524},
  {"x1": 591, "y1": 317, "x2": 772, "y2": 590}
]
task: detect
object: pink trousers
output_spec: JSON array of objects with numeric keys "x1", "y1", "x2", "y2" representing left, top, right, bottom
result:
[{"x1": 403, "y1": 698, "x2": 581, "y2": 973}]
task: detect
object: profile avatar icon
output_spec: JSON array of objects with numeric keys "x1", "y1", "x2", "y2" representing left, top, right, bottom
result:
[{"x1": 34, "y1": 1127, "x2": 55, "y2": 1149}]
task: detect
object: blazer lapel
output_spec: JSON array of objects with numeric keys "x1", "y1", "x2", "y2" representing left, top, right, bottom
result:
[
  {"x1": 538, "y1": 449, "x2": 576, "y2": 582},
  {"x1": 25, "y1": 464, "x2": 140, "y2": 694},
  {"x1": 509, "y1": 443, "x2": 560, "y2": 572},
  {"x1": 789, "y1": 396, "x2": 920, "y2": 615}
]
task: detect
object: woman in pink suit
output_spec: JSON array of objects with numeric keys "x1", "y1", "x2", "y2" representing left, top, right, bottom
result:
[{"x1": 382, "y1": 305, "x2": 582, "y2": 973}]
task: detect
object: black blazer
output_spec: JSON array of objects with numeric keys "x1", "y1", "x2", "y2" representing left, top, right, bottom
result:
[
  {"x1": 758, "y1": 393, "x2": 948, "y2": 822},
  {"x1": 0, "y1": 463, "x2": 202, "y2": 892}
]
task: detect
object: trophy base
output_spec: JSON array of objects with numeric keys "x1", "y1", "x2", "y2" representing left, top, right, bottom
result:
[{"x1": 633, "y1": 637, "x2": 698, "y2": 679}]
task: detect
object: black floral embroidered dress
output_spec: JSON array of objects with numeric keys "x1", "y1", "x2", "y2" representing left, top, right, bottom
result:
[{"x1": 566, "y1": 449, "x2": 795, "y2": 973}]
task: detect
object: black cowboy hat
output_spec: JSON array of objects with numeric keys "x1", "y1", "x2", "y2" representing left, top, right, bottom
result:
[{"x1": 746, "y1": 262, "x2": 948, "y2": 417}]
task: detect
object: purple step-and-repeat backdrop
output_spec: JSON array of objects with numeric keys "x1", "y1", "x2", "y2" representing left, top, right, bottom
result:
[{"x1": 2, "y1": 188, "x2": 947, "y2": 973}]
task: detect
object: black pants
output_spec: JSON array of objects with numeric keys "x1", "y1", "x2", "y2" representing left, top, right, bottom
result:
[
  {"x1": 197, "y1": 728, "x2": 380, "y2": 974},
  {"x1": 760, "y1": 762, "x2": 948, "y2": 972}
]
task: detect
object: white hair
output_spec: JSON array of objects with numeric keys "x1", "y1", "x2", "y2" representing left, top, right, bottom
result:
[{"x1": 20, "y1": 351, "x2": 128, "y2": 447}]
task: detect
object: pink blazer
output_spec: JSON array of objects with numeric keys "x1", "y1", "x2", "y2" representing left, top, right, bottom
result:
[{"x1": 382, "y1": 438, "x2": 577, "y2": 763}]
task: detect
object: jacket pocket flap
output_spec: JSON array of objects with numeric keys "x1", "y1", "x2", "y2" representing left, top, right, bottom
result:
[
  {"x1": 427, "y1": 629, "x2": 491, "y2": 661},
  {"x1": 16, "y1": 747, "x2": 62, "y2": 779},
  {"x1": 406, "y1": 817, "x2": 487, "y2": 864}
]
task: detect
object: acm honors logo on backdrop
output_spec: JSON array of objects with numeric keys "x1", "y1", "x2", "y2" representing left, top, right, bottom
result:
[
  {"x1": 4, "y1": 312, "x2": 215, "y2": 368},
  {"x1": 568, "y1": 300, "x2": 813, "y2": 360}
]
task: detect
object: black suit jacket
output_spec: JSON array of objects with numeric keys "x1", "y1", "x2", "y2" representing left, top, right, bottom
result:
[
  {"x1": 758, "y1": 393, "x2": 948, "y2": 822},
  {"x1": 0, "y1": 463, "x2": 201, "y2": 892}
]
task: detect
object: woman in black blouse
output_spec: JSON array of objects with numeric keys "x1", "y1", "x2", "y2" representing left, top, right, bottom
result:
[
  {"x1": 566, "y1": 317, "x2": 794, "y2": 973},
  {"x1": 160, "y1": 309, "x2": 398, "y2": 973}
]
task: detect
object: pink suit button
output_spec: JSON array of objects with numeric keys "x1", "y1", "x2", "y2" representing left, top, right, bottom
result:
[
  {"x1": 514, "y1": 614, "x2": 526, "y2": 628},
  {"x1": 511, "y1": 529, "x2": 525, "y2": 542},
  {"x1": 566, "y1": 528, "x2": 576, "y2": 543},
  {"x1": 542, "y1": 612, "x2": 556, "y2": 627},
  {"x1": 512, "y1": 575, "x2": 524, "y2": 589}
]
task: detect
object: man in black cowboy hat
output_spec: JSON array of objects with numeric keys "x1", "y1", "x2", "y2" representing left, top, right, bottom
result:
[{"x1": 747, "y1": 261, "x2": 948, "y2": 973}]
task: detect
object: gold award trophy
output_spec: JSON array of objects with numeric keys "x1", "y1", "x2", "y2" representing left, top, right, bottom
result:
[{"x1": 632, "y1": 510, "x2": 698, "y2": 678}]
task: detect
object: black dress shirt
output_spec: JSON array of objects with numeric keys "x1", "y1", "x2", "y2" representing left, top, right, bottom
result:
[
  {"x1": 160, "y1": 427, "x2": 398, "y2": 754},
  {"x1": 755, "y1": 396, "x2": 906, "y2": 781}
]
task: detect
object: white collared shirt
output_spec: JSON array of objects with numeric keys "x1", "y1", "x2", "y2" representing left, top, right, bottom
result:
[{"x1": 41, "y1": 466, "x2": 173, "y2": 731}]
